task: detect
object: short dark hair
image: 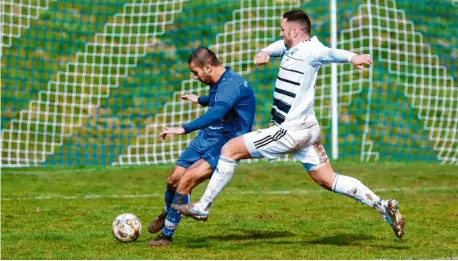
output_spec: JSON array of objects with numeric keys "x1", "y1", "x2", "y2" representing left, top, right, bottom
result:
[
  {"x1": 283, "y1": 10, "x2": 311, "y2": 34},
  {"x1": 188, "y1": 47, "x2": 220, "y2": 67}
]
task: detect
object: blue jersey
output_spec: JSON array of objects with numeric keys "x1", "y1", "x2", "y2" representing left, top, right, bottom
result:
[{"x1": 182, "y1": 69, "x2": 256, "y2": 137}]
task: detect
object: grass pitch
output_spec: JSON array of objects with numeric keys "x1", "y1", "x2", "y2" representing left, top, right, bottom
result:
[{"x1": 1, "y1": 161, "x2": 457, "y2": 259}]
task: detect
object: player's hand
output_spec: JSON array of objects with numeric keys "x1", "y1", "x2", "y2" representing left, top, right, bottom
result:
[
  {"x1": 181, "y1": 94, "x2": 199, "y2": 104},
  {"x1": 351, "y1": 54, "x2": 372, "y2": 71},
  {"x1": 254, "y1": 51, "x2": 270, "y2": 66},
  {"x1": 160, "y1": 127, "x2": 186, "y2": 140}
]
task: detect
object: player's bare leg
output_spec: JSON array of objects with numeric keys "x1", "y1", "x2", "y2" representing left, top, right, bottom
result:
[
  {"x1": 176, "y1": 159, "x2": 213, "y2": 195},
  {"x1": 172, "y1": 159, "x2": 215, "y2": 222},
  {"x1": 149, "y1": 160, "x2": 213, "y2": 246},
  {"x1": 308, "y1": 155, "x2": 405, "y2": 238},
  {"x1": 172, "y1": 136, "x2": 251, "y2": 220},
  {"x1": 219, "y1": 135, "x2": 253, "y2": 160},
  {"x1": 148, "y1": 165, "x2": 186, "y2": 234}
]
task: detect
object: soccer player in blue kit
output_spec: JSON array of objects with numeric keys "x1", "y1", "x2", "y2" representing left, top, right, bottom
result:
[{"x1": 147, "y1": 47, "x2": 256, "y2": 246}]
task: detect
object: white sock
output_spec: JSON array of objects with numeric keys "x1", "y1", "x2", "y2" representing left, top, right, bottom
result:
[
  {"x1": 332, "y1": 173, "x2": 381, "y2": 208},
  {"x1": 196, "y1": 156, "x2": 237, "y2": 211}
]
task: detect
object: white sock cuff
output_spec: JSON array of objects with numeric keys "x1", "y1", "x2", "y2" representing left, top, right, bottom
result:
[
  {"x1": 219, "y1": 155, "x2": 237, "y2": 165},
  {"x1": 331, "y1": 172, "x2": 340, "y2": 191}
]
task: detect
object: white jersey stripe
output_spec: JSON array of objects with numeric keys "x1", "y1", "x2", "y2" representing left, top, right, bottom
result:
[
  {"x1": 278, "y1": 69, "x2": 303, "y2": 84},
  {"x1": 273, "y1": 92, "x2": 295, "y2": 105},
  {"x1": 274, "y1": 87, "x2": 295, "y2": 98},
  {"x1": 279, "y1": 66, "x2": 304, "y2": 75},
  {"x1": 276, "y1": 75, "x2": 300, "y2": 86}
]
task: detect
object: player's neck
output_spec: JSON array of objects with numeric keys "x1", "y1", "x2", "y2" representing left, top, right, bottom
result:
[
  {"x1": 290, "y1": 35, "x2": 311, "y2": 49},
  {"x1": 210, "y1": 66, "x2": 227, "y2": 85}
]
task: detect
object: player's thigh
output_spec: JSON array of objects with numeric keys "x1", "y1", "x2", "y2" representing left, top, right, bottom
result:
[
  {"x1": 171, "y1": 144, "x2": 202, "y2": 186},
  {"x1": 201, "y1": 136, "x2": 229, "y2": 168},
  {"x1": 175, "y1": 134, "x2": 226, "y2": 192},
  {"x1": 244, "y1": 125, "x2": 293, "y2": 160},
  {"x1": 175, "y1": 141, "x2": 202, "y2": 170},
  {"x1": 176, "y1": 159, "x2": 213, "y2": 193},
  {"x1": 292, "y1": 127, "x2": 334, "y2": 188},
  {"x1": 293, "y1": 124, "x2": 327, "y2": 168},
  {"x1": 307, "y1": 161, "x2": 335, "y2": 189},
  {"x1": 294, "y1": 142, "x2": 330, "y2": 171},
  {"x1": 220, "y1": 135, "x2": 252, "y2": 160}
]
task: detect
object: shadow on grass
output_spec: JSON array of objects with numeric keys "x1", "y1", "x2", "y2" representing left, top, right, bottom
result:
[
  {"x1": 195, "y1": 228, "x2": 295, "y2": 241},
  {"x1": 183, "y1": 231, "x2": 409, "y2": 251},
  {"x1": 306, "y1": 233, "x2": 376, "y2": 246},
  {"x1": 306, "y1": 233, "x2": 410, "y2": 249}
]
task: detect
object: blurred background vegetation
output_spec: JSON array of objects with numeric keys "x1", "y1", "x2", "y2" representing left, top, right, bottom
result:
[{"x1": 1, "y1": 0, "x2": 457, "y2": 166}]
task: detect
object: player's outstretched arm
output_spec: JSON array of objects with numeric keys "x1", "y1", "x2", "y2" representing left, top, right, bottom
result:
[
  {"x1": 181, "y1": 94, "x2": 211, "y2": 106},
  {"x1": 160, "y1": 81, "x2": 241, "y2": 140},
  {"x1": 160, "y1": 127, "x2": 185, "y2": 140},
  {"x1": 318, "y1": 47, "x2": 372, "y2": 71},
  {"x1": 254, "y1": 39, "x2": 286, "y2": 66},
  {"x1": 159, "y1": 104, "x2": 229, "y2": 140},
  {"x1": 254, "y1": 51, "x2": 271, "y2": 66},
  {"x1": 317, "y1": 47, "x2": 356, "y2": 64},
  {"x1": 317, "y1": 47, "x2": 372, "y2": 71},
  {"x1": 181, "y1": 94, "x2": 199, "y2": 104},
  {"x1": 350, "y1": 54, "x2": 372, "y2": 71}
]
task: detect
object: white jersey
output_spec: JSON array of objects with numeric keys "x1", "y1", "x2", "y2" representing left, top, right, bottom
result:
[{"x1": 262, "y1": 36, "x2": 356, "y2": 130}]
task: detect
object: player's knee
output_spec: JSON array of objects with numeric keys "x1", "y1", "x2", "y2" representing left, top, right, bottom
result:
[
  {"x1": 220, "y1": 144, "x2": 231, "y2": 157},
  {"x1": 220, "y1": 142, "x2": 236, "y2": 159},
  {"x1": 316, "y1": 179, "x2": 333, "y2": 190},
  {"x1": 180, "y1": 173, "x2": 195, "y2": 186},
  {"x1": 309, "y1": 171, "x2": 333, "y2": 190},
  {"x1": 307, "y1": 162, "x2": 334, "y2": 190},
  {"x1": 166, "y1": 175, "x2": 180, "y2": 189}
]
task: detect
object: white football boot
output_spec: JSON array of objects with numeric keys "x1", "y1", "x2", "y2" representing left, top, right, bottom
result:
[{"x1": 374, "y1": 199, "x2": 405, "y2": 238}]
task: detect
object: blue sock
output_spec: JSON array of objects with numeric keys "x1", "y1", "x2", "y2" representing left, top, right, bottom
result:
[
  {"x1": 162, "y1": 192, "x2": 190, "y2": 238},
  {"x1": 164, "y1": 188, "x2": 174, "y2": 212}
]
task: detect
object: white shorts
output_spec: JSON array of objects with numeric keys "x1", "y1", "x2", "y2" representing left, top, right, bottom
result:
[{"x1": 243, "y1": 124, "x2": 329, "y2": 171}]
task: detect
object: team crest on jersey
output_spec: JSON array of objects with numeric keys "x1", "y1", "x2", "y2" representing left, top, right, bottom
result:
[
  {"x1": 281, "y1": 56, "x2": 301, "y2": 67},
  {"x1": 285, "y1": 49, "x2": 297, "y2": 55}
]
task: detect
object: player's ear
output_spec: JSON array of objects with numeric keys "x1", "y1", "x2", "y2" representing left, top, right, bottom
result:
[
  {"x1": 204, "y1": 64, "x2": 212, "y2": 74},
  {"x1": 293, "y1": 28, "x2": 299, "y2": 38}
]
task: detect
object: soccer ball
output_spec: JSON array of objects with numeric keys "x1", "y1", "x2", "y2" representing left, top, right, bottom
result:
[{"x1": 112, "y1": 213, "x2": 142, "y2": 242}]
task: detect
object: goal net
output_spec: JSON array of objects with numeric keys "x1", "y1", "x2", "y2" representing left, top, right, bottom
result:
[{"x1": 1, "y1": 0, "x2": 456, "y2": 166}]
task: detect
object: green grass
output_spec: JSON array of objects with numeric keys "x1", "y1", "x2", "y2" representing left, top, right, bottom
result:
[{"x1": 2, "y1": 161, "x2": 457, "y2": 259}]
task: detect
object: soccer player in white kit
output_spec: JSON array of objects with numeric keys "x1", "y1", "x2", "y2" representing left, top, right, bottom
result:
[{"x1": 173, "y1": 10, "x2": 405, "y2": 238}]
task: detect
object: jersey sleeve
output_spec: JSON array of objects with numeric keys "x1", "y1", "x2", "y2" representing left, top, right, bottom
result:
[
  {"x1": 197, "y1": 95, "x2": 210, "y2": 106},
  {"x1": 261, "y1": 40, "x2": 287, "y2": 57},
  {"x1": 181, "y1": 80, "x2": 242, "y2": 134},
  {"x1": 312, "y1": 45, "x2": 357, "y2": 65},
  {"x1": 214, "y1": 80, "x2": 242, "y2": 111},
  {"x1": 182, "y1": 104, "x2": 230, "y2": 133}
]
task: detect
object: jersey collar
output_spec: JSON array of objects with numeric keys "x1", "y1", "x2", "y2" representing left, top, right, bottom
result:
[
  {"x1": 287, "y1": 36, "x2": 317, "y2": 53},
  {"x1": 211, "y1": 67, "x2": 230, "y2": 89}
]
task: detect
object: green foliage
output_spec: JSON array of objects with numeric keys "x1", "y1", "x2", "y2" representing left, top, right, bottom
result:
[
  {"x1": 2, "y1": 162, "x2": 458, "y2": 259},
  {"x1": 1, "y1": 0, "x2": 130, "y2": 125},
  {"x1": 1, "y1": 0, "x2": 456, "y2": 165}
]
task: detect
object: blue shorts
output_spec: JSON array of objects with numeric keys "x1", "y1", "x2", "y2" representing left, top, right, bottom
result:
[{"x1": 176, "y1": 131, "x2": 233, "y2": 171}]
